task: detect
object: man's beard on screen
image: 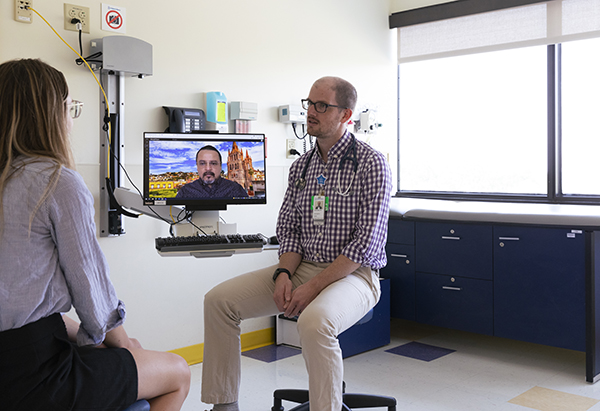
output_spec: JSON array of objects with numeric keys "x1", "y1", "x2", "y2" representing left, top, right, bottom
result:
[{"x1": 202, "y1": 171, "x2": 216, "y2": 184}]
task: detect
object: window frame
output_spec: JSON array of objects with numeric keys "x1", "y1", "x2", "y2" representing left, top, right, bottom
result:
[{"x1": 395, "y1": 43, "x2": 600, "y2": 205}]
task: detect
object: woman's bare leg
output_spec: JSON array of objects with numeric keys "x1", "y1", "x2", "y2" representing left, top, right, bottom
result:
[{"x1": 129, "y1": 348, "x2": 191, "y2": 411}]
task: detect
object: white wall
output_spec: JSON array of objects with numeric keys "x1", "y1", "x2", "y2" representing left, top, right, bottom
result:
[{"x1": 0, "y1": 0, "x2": 397, "y2": 351}]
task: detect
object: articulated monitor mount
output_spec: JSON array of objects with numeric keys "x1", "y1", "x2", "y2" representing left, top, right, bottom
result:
[
  {"x1": 91, "y1": 36, "x2": 153, "y2": 237},
  {"x1": 113, "y1": 187, "x2": 232, "y2": 237}
]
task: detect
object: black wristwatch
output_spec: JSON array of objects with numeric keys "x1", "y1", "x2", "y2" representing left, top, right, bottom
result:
[{"x1": 272, "y1": 268, "x2": 292, "y2": 281}]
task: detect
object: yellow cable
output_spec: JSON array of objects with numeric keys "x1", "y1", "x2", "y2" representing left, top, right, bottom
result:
[{"x1": 28, "y1": 6, "x2": 113, "y2": 179}]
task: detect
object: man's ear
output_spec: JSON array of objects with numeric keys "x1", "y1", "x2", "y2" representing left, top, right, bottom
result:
[{"x1": 340, "y1": 108, "x2": 353, "y2": 125}]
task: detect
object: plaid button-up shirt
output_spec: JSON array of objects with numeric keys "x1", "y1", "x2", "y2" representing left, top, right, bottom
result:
[{"x1": 277, "y1": 131, "x2": 392, "y2": 269}]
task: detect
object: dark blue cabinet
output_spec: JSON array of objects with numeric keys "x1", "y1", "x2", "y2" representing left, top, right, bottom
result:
[
  {"x1": 386, "y1": 219, "x2": 586, "y2": 351},
  {"x1": 383, "y1": 216, "x2": 599, "y2": 382},
  {"x1": 388, "y1": 218, "x2": 415, "y2": 245},
  {"x1": 385, "y1": 243, "x2": 415, "y2": 320},
  {"x1": 382, "y1": 219, "x2": 415, "y2": 320},
  {"x1": 493, "y1": 226, "x2": 585, "y2": 351},
  {"x1": 414, "y1": 221, "x2": 494, "y2": 333},
  {"x1": 416, "y1": 221, "x2": 493, "y2": 280},
  {"x1": 416, "y1": 272, "x2": 493, "y2": 335}
]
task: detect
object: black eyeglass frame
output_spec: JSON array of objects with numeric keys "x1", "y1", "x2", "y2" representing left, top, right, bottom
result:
[{"x1": 301, "y1": 98, "x2": 348, "y2": 113}]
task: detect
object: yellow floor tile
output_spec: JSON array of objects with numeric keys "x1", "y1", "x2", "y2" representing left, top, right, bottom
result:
[{"x1": 509, "y1": 386, "x2": 599, "y2": 411}]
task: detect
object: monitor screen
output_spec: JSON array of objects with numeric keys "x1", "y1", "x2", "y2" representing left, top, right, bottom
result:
[{"x1": 143, "y1": 132, "x2": 266, "y2": 210}]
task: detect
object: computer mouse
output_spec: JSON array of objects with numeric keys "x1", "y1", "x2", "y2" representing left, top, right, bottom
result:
[{"x1": 269, "y1": 236, "x2": 279, "y2": 245}]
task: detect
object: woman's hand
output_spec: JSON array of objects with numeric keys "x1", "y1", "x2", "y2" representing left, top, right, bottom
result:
[{"x1": 103, "y1": 325, "x2": 143, "y2": 349}]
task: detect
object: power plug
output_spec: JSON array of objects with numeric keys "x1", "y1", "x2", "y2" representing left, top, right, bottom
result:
[
  {"x1": 286, "y1": 139, "x2": 299, "y2": 159},
  {"x1": 64, "y1": 3, "x2": 90, "y2": 33}
]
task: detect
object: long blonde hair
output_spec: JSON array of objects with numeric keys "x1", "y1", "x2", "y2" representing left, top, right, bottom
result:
[{"x1": 0, "y1": 59, "x2": 75, "y2": 230}]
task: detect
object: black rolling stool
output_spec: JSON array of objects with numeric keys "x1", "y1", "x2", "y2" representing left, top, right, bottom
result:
[
  {"x1": 272, "y1": 381, "x2": 397, "y2": 411},
  {"x1": 272, "y1": 305, "x2": 397, "y2": 411}
]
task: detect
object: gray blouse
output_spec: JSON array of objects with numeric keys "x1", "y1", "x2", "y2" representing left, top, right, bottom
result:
[{"x1": 0, "y1": 158, "x2": 125, "y2": 346}]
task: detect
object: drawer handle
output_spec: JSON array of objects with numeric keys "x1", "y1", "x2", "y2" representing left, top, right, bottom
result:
[
  {"x1": 391, "y1": 254, "x2": 408, "y2": 258},
  {"x1": 498, "y1": 237, "x2": 520, "y2": 241},
  {"x1": 442, "y1": 286, "x2": 462, "y2": 291},
  {"x1": 441, "y1": 236, "x2": 461, "y2": 240}
]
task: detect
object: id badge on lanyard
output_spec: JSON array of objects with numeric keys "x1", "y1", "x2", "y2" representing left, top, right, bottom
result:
[
  {"x1": 312, "y1": 174, "x2": 328, "y2": 226},
  {"x1": 311, "y1": 195, "x2": 329, "y2": 226}
]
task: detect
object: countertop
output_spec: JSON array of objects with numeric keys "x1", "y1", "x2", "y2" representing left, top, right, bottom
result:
[{"x1": 389, "y1": 197, "x2": 600, "y2": 228}]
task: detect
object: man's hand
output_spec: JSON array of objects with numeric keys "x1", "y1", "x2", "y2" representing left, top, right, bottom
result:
[
  {"x1": 273, "y1": 275, "x2": 293, "y2": 312},
  {"x1": 279, "y1": 255, "x2": 362, "y2": 318},
  {"x1": 273, "y1": 253, "x2": 303, "y2": 312},
  {"x1": 283, "y1": 281, "x2": 320, "y2": 318}
]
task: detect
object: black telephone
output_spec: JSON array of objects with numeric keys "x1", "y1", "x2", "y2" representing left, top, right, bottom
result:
[{"x1": 163, "y1": 106, "x2": 206, "y2": 133}]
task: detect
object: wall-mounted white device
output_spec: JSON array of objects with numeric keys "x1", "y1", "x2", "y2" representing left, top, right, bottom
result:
[
  {"x1": 278, "y1": 104, "x2": 306, "y2": 124},
  {"x1": 231, "y1": 101, "x2": 258, "y2": 121},
  {"x1": 356, "y1": 109, "x2": 381, "y2": 134},
  {"x1": 89, "y1": 36, "x2": 152, "y2": 77}
]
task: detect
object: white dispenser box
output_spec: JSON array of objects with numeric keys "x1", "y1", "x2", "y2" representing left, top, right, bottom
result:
[
  {"x1": 205, "y1": 91, "x2": 228, "y2": 132},
  {"x1": 230, "y1": 101, "x2": 258, "y2": 121}
]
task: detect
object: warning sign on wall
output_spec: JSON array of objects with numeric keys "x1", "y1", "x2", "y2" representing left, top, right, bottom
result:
[{"x1": 102, "y1": 4, "x2": 126, "y2": 34}]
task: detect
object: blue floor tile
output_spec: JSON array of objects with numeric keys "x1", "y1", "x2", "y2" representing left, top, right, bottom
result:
[
  {"x1": 242, "y1": 344, "x2": 302, "y2": 363},
  {"x1": 385, "y1": 341, "x2": 455, "y2": 362}
]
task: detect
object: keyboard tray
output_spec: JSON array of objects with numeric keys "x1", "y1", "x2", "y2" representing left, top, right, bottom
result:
[{"x1": 155, "y1": 234, "x2": 265, "y2": 253}]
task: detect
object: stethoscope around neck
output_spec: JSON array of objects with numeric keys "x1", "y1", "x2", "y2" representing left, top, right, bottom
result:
[{"x1": 294, "y1": 134, "x2": 358, "y2": 196}]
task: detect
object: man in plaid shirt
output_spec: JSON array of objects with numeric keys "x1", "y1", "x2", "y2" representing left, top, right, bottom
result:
[{"x1": 202, "y1": 76, "x2": 392, "y2": 411}]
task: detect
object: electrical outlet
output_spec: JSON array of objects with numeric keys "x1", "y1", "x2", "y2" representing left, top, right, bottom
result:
[
  {"x1": 64, "y1": 3, "x2": 90, "y2": 33},
  {"x1": 15, "y1": 0, "x2": 32, "y2": 23},
  {"x1": 286, "y1": 139, "x2": 297, "y2": 159}
]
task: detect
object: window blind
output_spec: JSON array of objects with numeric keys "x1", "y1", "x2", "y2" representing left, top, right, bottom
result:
[
  {"x1": 397, "y1": 0, "x2": 600, "y2": 63},
  {"x1": 562, "y1": 0, "x2": 600, "y2": 35}
]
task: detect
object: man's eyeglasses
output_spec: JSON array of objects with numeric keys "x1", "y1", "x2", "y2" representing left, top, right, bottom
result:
[
  {"x1": 301, "y1": 98, "x2": 347, "y2": 114},
  {"x1": 69, "y1": 100, "x2": 84, "y2": 119}
]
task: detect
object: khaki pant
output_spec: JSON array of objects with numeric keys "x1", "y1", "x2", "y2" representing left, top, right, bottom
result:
[{"x1": 201, "y1": 260, "x2": 381, "y2": 411}]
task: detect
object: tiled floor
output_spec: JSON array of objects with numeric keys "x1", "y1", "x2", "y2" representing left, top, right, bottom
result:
[{"x1": 182, "y1": 319, "x2": 600, "y2": 411}]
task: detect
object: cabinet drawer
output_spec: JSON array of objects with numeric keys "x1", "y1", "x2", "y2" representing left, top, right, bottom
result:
[
  {"x1": 382, "y1": 244, "x2": 415, "y2": 320},
  {"x1": 416, "y1": 272, "x2": 493, "y2": 335},
  {"x1": 388, "y1": 218, "x2": 415, "y2": 245},
  {"x1": 416, "y1": 221, "x2": 492, "y2": 280},
  {"x1": 494, "y1": 225, "x2": 585, "y2": 351}
]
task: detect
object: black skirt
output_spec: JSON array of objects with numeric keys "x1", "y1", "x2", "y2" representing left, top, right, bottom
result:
[{"x1": 0, "y1": 313, "x2": 138, "y2": 411}]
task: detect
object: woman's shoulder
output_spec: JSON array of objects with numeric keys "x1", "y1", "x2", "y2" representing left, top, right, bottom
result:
[
  {"x1": 55, "y1": 166, "x2": 89, "y2": 198},
  {"x1": 17, "y1": 157, "x2": 88, "y2": 195}
]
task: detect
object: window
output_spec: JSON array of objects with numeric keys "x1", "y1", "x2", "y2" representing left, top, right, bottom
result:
[
  {"x1": 561, "y1": 37, "x2": 600, "y2": 196},
  {"x1": 399, "y1": 46, "x2": 547, "y2": 196},
  {"x1": 394, "y1": 0, "x2": 600, "y2": 203}
]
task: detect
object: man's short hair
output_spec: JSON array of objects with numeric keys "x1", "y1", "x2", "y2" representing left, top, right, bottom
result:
[
  {"x1": 332, "y1": 77, "x2": 357, "y2": 112},
  {"x1": 317, "y1": 76, "x2": 357, "y2": 112},
  {"x1": 196, "y1": 145, "x2": 222, "y2": 164}
]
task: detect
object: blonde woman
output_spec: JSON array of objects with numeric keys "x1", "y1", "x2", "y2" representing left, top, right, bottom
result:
[{"x1": 0, "y1": 59, "x2": 190, "y2": 411}]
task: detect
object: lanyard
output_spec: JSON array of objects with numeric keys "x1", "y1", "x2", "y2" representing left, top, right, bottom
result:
[{"x1": 294, "y1": 134, "x2": 357, "y2": 194}]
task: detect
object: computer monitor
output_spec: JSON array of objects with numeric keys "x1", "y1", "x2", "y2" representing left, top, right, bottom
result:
[{"x1": 143, "y1": 132, "x2": 266, "y2": 211}]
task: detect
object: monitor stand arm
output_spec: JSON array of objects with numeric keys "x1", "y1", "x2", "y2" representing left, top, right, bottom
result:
[{"x1": 113, "y1": 188, "x2": 237, "y2": 237}]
